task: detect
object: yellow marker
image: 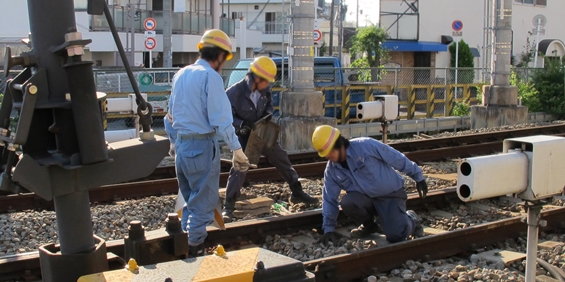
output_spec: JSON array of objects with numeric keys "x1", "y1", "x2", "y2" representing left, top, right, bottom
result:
[
  {"x1": 214, "y1": 245, "x2": 226, "y2": 257},
  {"x1": 310, "y1": 46, "x2": 314, "y2": 57},
  {"x1": 127, "y1": 258, "x2": 139, "y2": 272}
]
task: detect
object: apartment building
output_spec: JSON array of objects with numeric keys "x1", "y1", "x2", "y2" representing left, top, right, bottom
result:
[{"x1": 0, "y1": 0, "x2": 262, "y2": 68}]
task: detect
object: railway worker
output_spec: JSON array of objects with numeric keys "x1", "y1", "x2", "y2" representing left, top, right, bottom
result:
[
  {"x1": 169, "y1": 29, "x2": 254, "y2": 257},
  {"x1": 312, "y1": 125, "x2": 428, "y2": 244},
  {"x1": 222, "y1": 56, "x2": 319, "y2": 222}
]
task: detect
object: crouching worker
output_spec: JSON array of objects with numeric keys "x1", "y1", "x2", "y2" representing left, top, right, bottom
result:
[
  {"x1": 312, "y1": 125, "x2": 428, "y2": 244},
  {"x1": 222, "y1": 56, "x2": 318, "y2": 222}
]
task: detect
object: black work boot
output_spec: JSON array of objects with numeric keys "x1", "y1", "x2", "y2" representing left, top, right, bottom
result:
[
  {"x1": 350, "y1": 219, "x2": 380, "y2": 238},
  {"x1": 289, "y1": 182, "x2": 319, "y2": 205},
  {"x1": 188, "y1": 243, "x2": 205, "y2": 257},
  {"x1": 222, "y1": 197, "x2": 236, "y2": 223},
  {"x1": 406, "y1": 210, "x2": 424, "y2": 238}
]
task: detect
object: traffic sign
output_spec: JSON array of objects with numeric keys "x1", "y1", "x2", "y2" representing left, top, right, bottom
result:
[
  {"x1": 144, "y1": 31, "x2": 156, "y2": 38},
  {"x1": 314, "y1": 30, "x2": 322, "y2": 42},
  {"x1": 145, "y1": 38, "x2": 156, "y2": 50},
  {"x1": 452, "y1": 31, "x2": 463, "y2": 37},
  {"x1": 144, "y1": 18, "x2": 156, "y2": 31},
  {"x1": 452, "y1": 20, "x2": 463, "y2": 32}
]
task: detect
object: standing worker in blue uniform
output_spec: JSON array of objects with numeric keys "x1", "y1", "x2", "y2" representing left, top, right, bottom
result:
[
  {"x1": 222, "y1": 56, "x2": 318, "y2": 222},
  {"x1": 311, "y1": 125, "x2": 428, "y2": 244},
  {"x1": 169, "y1": 29, "x2": 254, "y2": 257}
]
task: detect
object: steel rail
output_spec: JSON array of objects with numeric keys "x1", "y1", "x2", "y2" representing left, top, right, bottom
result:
[{"x1": 0, "y1": 188, "x2": 457, "y2": 280}]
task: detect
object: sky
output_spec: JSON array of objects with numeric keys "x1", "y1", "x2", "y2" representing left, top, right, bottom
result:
[{"x1": 344, "y1": 0, "x2": 380, "y2": 26}]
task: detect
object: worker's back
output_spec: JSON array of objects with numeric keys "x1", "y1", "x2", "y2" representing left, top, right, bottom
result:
[{"x1": 170, "y1": 59, "x2": 226, "y2": 135}]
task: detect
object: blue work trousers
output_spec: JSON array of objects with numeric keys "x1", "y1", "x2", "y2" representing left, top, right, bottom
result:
[
  {"x1": 340, "y1": 189, "x2": 415, "y2": 243},
  {"x1": 164, "y1": 117, "x2": 190, "y2": 229},
  {"x1": 225, "y1": 134, "x2": 298, "y2": 199},
  {"x1": 175, "y1": 133, "x2": 220, "y2": 246}
]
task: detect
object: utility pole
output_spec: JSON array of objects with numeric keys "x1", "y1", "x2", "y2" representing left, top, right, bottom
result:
[
  {"x1": 337, "y1": 0, "x2": 343, "y2": 61},
  {"x1": 128, "y1": 3, "x2": 135, "y2": 65},
  {"x1": 356, "y1": 0, "x2": 359, "y2": 28},
  {"x1": 329, "y1": 0, "x2": 335, "y2": 56},
  {"x1": 163, "y1": 0, "x2": 172, "y2": 67}
]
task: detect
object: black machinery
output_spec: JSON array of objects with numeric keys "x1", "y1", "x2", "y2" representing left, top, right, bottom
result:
[{"x1": 1, "y1": 0, "x2": 168, "y2": 281}]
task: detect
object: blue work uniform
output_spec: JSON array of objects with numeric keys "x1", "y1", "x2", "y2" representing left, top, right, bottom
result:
[
  {"x1": 322, "y1": 137, "x2": 424, "y2": 243},
  {"x1": 169, "y1": 59, "x2": 241, "y2": 246},
  {"x1": 224, "y1": 76, "x2": 299, "y2": 200}
]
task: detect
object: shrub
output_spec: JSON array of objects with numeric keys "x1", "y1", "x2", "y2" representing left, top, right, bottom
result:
[
  {"x1": 531, "y1": 61, "x2": 565, "y2": 118},
  {"x1": 453, "y1": 101, "x2": 470, "y2": 116}
]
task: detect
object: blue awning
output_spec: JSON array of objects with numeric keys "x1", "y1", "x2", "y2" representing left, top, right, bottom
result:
[{"x1": 383, "y1": 41, "x2": 448, "y2": 52}]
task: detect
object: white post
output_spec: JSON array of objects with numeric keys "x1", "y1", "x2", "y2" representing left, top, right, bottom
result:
[
  {"x1": 455, "y1": 39, "x2": 459, "y2": 99},
  {"x1": 149, "y1": 50, "x2": 152, "y2": 68},
  {"x1": 239, "y1": 17, "x2": 247, "y2": 60},
  {"x1": 525, "y1": 205, "x2": 542, "y2": 282},
  {"x1": 533, "y1": 18, "x2": 541, "y2": 68},
  {"x1": 281, "y1": 0, "x2": 285, "y2": 88}
]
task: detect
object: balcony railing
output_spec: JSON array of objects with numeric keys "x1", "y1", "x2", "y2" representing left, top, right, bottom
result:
[
  {"x1": 240, "y1": 21, "x2": 288, "y2": 34},
  {"x1": 90, "y1": 5, "x2": 235, "y2": 36}
]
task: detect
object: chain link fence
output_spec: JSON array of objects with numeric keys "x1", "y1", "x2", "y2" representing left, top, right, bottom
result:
[{"x1": 0, "y1": 67, "x2": 543, "y2": 129}]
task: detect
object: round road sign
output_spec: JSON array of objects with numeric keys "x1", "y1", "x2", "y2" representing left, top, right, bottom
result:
[
  {"x1": 452, "y1": 20, "x2": 463, "y2": 32},
  {"x1": 314, "y1": 30, "x2": 322, "y2": 42},
  {"x1": 144, "y1": 18, "x2": 157, "y2": 31},
  {"x1": 145, "y1": 38, "x2": 156, "y2": 50}
]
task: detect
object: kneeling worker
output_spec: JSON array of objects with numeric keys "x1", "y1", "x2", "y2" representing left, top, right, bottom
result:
[
  {"x1": 222, "y1": 56, "x2": 318, "y2": 222},
  {"x1": 312, "y1": 125, "x2": 428, "y2": 244}
]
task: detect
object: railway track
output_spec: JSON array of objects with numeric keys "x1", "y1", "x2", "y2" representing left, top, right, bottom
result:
[
  {"x1": 2, "y1": 124, "x2": 565, "y2": 213},
  {"x1": 2, "y1": 188, "x2": 564, "y2": 281}
]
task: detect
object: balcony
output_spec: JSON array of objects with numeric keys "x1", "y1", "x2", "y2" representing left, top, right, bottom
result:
[
  {"x1": 240, "y1": 21, "x2": 288, "y2": 35},
  {"x1": 90, "y1": 5, "x2": 235, "y2": 37}
]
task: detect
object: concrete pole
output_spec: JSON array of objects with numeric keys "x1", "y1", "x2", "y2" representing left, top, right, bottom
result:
[
  {"x1": 163, "y1": 0, "x2": 173, "y2": 67},
  {"x1": 491, "y1": 0, "x2": 512, "y2": 86},
  {"x1": 128, "y1": 3, "x2": 135, "y2": 65},
  {"x1": 279, "y1": 0, "x2": 336, "y2": 152},
  {"x1": 212, "y1": 0, "x2": 220, "y2": 29},
  {"x1": 329, "y1": 0, "x2": 335, "y2": 56},
  {"x1": 471, "y1": 0, "x2": 526, "y2": 129},
  {"x1": 239, "y1": 17, "x2": 247, "y2": 60},
  {"x1": 290, "y1": 0, "x2": 314, "y2": 91}
]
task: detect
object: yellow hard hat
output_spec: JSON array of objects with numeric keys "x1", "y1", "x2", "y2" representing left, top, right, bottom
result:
[
  {"x1": 197, "y1": 29, "x2": 233, "y2": 60},
  {"x1": 250, "y1": 56, "x2": 277, "y2": 82},
  {"x1": 312, "y1": 125, "x2": 341, "y2": 157}
]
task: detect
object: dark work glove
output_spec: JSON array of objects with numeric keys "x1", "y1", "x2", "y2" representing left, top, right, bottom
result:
[
  {"x1": 242, "y1": 120, "x2": 256, "y2": 131},
  {"x1": 262, "y1": 112, "x2": 272, "y2": 122},
  {"x1": 238, "y1": 126, "x2": 252, "y2": 136},
  {"x1": 318, "y1": 232, "x2": 340, "y2": 246},
  {"x1": 416, "y1": 180, "x2": 428, "y2": 199}
]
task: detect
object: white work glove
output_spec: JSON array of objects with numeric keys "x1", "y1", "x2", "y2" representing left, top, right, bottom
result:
[{"x1": 232, "y1": 148, "x2": 256, "y2": 172}]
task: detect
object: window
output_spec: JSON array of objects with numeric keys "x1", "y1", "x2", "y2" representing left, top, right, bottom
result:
[
  {"x1": 75, "y1": 0, "x2": 87, "y2": 10},
  {"x1": 232, "y1": 12, "x2": 243, "y2": 19},
  {"x1": 514, "y1": 0, "x2": 546, "y2": 6},
  {"x1": 254, "y1": 5, "x2": 259, "y2": 10}
]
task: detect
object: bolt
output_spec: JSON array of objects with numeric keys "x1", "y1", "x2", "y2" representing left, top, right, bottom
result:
[
  {"x1": 254, "y1": 261, "x2": 265, "y2": 271},
  {"x1": 539, "y1": 220, "x2": 547, "y2": 227},
  {"x1": 128, "y1": 220, "x2": 145, "y2": 240},
  {"x1": 166, "y1": 213, "x2": 182, "y2": 234},
  {"x1": 28, "y1": 85, "x2": 37, "y2": 95}
]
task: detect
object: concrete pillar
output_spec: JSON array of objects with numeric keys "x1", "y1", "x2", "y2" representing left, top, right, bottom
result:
[
  {"x1": 239, "y1": 17, "x2": 247, "y2": 60},
  {"x1": 279, "y1": 0, "x2": 336, "y2": 152},
  {"x1": 163, "y1": 0, "x2": 173, "y2": 68},
  {"x1": 212, "y1": 0, "x2": 220, "y2": 29},
  {"x1": 471, "y1": 0, "x2": 527, "y2": 129}
]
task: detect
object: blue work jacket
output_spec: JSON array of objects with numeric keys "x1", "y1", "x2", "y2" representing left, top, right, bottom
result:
[
  {"x1": 169, "y1": 59, "x2": 240, "y2": 151},
  {"x1": 322, "y1": 137, "x2": 424, "y2": 233},
  {"x1": 226, "y1": 75, "x2": 274, "y2": 130}
]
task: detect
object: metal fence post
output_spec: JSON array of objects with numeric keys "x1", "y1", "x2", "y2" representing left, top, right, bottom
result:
[
  {"x1": 407, "y1": 86, "x2": 415, "y2": 119},
  {"x1": 446, "y1": 85, "x2": 454, "y2": 116},
  {"x1": 342, "y1": 85, "x2": 350, "y2": 124},
  {"x1": 426, "y1": 85, "x2": 434, "y2": 118}
]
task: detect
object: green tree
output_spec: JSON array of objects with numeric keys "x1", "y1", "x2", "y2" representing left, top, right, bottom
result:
[
  {"x1": 319, "y1": 41, "x2": 327, "y2": 57},
  {"x1": 530, "y1": 60, "x2": 565, "y2": 118},
  {"x1": 510, "y1": 70, "x2": 541, "y2": 112},
  {"x1": 349, "y1": 25, "x2": 388, "y2": 82},
  {"x1": 449, "y1": 39, "x2": 475, "y2": 84}
]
